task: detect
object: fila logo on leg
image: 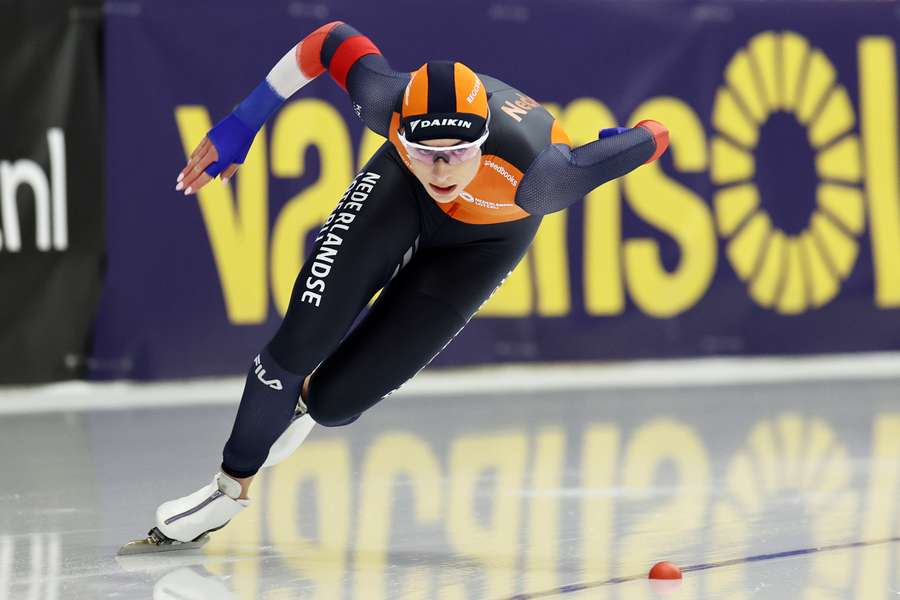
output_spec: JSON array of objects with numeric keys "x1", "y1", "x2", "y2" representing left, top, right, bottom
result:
[{"x1": 254, "y1": 354, "x2": 284, "y2": 391}]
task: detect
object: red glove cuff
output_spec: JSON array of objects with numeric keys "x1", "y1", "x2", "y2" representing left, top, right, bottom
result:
[{"x1": 635, "y1": 119, "x2": 669, "y2": 164}]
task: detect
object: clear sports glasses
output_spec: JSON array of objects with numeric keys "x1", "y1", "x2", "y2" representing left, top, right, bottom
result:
[{"x1": 397, "y1": 125, "x2": 490, "y2": 165}]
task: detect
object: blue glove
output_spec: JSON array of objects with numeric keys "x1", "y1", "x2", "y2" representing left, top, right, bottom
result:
[
  {"x1": 599, "y1": 126, "x2": 630, "y2": 139},
  {"x1": 204, "y1": 114, "x2": 255, "y2": 176},
  {"x1": 204, "y1": 81, "x2": 284, "y2": 177}
]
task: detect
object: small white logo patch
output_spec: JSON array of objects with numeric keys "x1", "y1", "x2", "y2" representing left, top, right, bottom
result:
[
  {"x1": 253, "y1": 354, "x2": 283, "y2": 391},
  {"x1": 409, "y1": 118, "x2": 473, "y2": 132},
  {"x1": 467, "y1": 77, "x2": 481, "y2": 104}
]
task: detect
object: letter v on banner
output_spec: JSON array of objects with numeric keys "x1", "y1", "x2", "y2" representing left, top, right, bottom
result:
[{"x1": 174, "y1": 107, "x2": 269, "y2": 323}]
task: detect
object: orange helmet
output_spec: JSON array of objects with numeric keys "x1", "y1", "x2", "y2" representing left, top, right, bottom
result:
[{"x1": 400, "y1": 61, "x2": 490, "y2": 144}]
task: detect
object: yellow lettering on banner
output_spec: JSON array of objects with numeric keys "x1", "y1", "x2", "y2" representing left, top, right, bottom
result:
[
  {"x1": 355, "y1": 433, "x2": 442, "y2": 600},
  {"x1": 556, "y1": 99, "x2": 624, "y2": 315},
  {"x1": 267, "y1": 440, "x2": 351, "y2": 599},
  {"x1": 270, "y1": 100, "x2": 354, "y2": 316},
  {"x1": 174, "y1": 107, "x2": 268, "y2": 324},
  {"x1": 624, "y1": 98, "x2": 715, "y2": 317},
  {"x1": 580, "y1": 425, "x2": 619, "y2": 597},
  {"x1": 859, "y1": 38, "x2": 900, "y2": 308},
  {"x1": 856, "y1": 415, "x2": 900, "y2": 599},
  {"x1": 525, "y1": 428, "x2": 565, "y2": 591},
  {"x1": 445, "y1": 431, "x2": 528, "y2": 599},
  {"x1": 618, "y1": 419, "x2": 709, "y2": 600}
]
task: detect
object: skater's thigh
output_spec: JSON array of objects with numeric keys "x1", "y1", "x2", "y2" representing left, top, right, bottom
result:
[
  {"x1": 268, "y1": 144, "x2": 421, "y2": 374},
  {"x1": 304, "y1": 236, "x2": 535, "y2": 426}
]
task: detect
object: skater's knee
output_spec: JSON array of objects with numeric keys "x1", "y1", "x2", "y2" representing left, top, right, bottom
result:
[
  {"x1": 306, "y1": 400, "x2": 361, "y2": 427},
  {"x1": 265, "y1": 340, "x2": 305, "y2": 376},
  {"x1": 304, "y1": 376, "x2": 367, "y2": 427},
  {"x1": 267, "y1": 328, "x2": 330, "y2": 375},
  {"x1": 309, "y1": 411, "x2": 360, "y2": 428}
]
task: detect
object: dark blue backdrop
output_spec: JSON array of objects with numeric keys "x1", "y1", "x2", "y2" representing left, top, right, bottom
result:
[{"x1": 94, "y1": 0, "x2": 900, "y2": 379}]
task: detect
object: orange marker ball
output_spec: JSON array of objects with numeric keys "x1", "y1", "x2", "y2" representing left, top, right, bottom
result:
[{"x1": 649, "y1": 561, "x2": 682, "y2": 580}]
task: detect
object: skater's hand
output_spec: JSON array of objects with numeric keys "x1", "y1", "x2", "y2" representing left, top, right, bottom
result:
[{"x1": 175, "y1": 137, "x2": 240, "y2": 195}]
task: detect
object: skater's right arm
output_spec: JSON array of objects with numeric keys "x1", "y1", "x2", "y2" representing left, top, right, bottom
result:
[{"x1": 178, "y1": 21, "x2": 408, "y2": 194}]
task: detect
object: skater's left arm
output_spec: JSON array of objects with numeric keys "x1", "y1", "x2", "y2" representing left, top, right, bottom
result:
[
  {"x1": 178, "y1": 21, "x2": 408, "y2": 194},
  {"x1": 248, "y1": 21, "x2": 409, "y2": 138},
  {"x1": 514, "y1": 121, "x2": 669, "y2": 216}
]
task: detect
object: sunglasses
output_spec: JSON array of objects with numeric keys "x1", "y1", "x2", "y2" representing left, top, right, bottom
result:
[{"x1": 397, "y1": 125, "x2": 490, "y2": 165}]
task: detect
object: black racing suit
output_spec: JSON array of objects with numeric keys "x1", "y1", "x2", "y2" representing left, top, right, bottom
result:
[{"x1": 221, "y1": 23, "x2": 662, "y2": 478}]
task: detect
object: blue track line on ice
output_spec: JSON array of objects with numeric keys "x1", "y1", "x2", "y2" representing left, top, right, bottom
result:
[{"x1": 502, "y1": 536, "x2": 900, "y2": 599}]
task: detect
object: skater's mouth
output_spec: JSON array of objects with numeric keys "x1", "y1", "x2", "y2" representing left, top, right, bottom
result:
[{"x1": 429, "y1": 183, "x2": 457, "y2": 195}]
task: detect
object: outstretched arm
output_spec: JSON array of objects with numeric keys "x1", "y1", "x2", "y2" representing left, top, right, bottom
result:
[
  {"x1": 514, "y1": 121, "x2": 669, "y2": 215},
  {"x1": 177, "y1": 21, "x2": 409, "y2": 194},
  {"x1": 264, "y1": 21, "x2": 410, "y2": 137}
]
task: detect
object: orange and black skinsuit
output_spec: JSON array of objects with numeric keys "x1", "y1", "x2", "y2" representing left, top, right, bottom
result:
[{"x1": 222, "y1": 22, "x2": 667, "y2": 478}]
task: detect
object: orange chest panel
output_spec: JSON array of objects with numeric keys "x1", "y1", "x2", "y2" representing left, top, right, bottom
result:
[{"x1": 439, "y1": 155, "x2": 529, "y2": 224}]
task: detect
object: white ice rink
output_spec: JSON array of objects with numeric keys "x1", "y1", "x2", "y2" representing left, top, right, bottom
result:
[{"x1": 1, "y1": 353, "x2": 899, "y2": 599}]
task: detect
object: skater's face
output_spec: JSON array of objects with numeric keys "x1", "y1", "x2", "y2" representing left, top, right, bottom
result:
[{"x1": 406, "y1": 138, "x2": 481, "y2": 203}]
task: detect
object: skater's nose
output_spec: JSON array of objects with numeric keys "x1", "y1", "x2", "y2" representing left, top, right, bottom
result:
[{"x1": 431, "y1": 160, "x2": 452, "y2": 181}]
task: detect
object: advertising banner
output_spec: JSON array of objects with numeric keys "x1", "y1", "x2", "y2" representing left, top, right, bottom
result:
[
  {"x1": 97, "y1": 1, "x2": 900, "y2": 379},
  {"x1": 0, "y1": 0, "x2": 105, "y2": 383}
]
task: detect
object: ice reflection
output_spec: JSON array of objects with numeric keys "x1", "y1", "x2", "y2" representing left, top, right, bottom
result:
[
  {"x1": 136, "y1": 411, "x2": 900, "y2": 599},
  {"x1": 0, "y1": 534, "x2": 60, "y2": 600},
  {"x1": 2, "y1": 382, "x2": 898, "y2": 599},
  {"x1": 152, "y1": 567, "x2": 237, "y2": 600}
]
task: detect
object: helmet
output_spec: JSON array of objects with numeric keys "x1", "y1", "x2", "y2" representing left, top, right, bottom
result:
[{"x1": 400, "y1": 61, "x2": 490, "y2": 144}]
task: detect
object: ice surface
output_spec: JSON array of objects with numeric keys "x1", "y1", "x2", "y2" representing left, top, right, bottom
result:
[{"x1": 1, "y1": 376, "x2": 898, "y2": 599}]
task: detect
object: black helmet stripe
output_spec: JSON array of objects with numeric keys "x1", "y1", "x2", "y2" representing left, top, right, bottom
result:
[{"x1": 426, "y1": 61, "x2": 457, "y2": 114}]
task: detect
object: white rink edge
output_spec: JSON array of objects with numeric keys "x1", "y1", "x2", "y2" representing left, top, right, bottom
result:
[{"x1": 1, "y1": 351, "x2": 899, "y2": 415}]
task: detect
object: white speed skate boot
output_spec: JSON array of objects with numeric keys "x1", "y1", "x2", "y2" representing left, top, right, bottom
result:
[
  {"x1": 118, "y1": 472, "x2": 249, "y2": 555},
  {"x1": 262, "y1": 396, "x2": 315, "y2": 468}
]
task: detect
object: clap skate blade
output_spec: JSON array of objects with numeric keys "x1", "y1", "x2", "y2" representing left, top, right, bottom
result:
[{"x1": 117, "y1": 524, "x2": 226, "y2": 556}]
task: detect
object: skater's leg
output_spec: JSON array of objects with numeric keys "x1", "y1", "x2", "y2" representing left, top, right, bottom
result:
[
  {"x1": 228, "y1": 372, "x2": 312, "y2": 499},
  {"x1": 221, "y1": 147, "x2": 421, "y2": 480},
  {"x1": 303, "y1": 219, "x2": 540, "y2": 425},
  {"x1": 151, "y1": 147, "x2": 421, "y2": 543}
]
